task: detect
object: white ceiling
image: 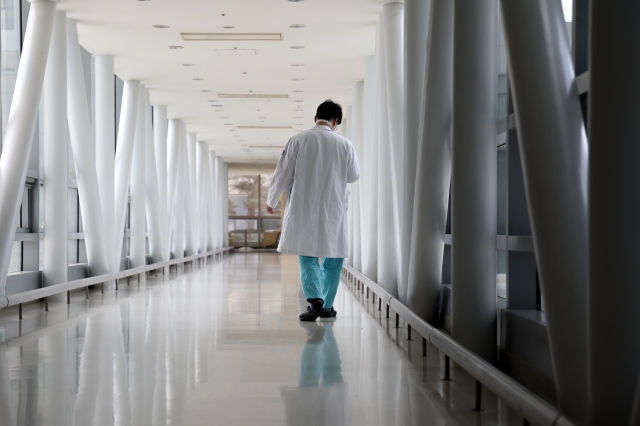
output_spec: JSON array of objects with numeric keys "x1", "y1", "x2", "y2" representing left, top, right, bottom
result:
[{"x1": 58, "y1": 0, "x2": 390, "y2": 163}]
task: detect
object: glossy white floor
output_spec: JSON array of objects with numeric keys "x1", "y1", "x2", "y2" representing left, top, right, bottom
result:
[{"x1": 0, "y1": 253, "x2": 525, "y2": 426}]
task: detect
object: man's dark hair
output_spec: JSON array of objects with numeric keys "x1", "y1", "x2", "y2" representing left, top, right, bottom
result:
[{"x1": 316, "y1": 99, "x2": 343, "y2": 125}]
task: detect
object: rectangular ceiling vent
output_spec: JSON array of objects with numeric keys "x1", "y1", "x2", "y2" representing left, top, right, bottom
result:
[
  {"x1": 250, "y1": 145, "x2": 286, "y2": 149},
  {"x1": 238, "y1": 126, "x2": 292, "y2": 130},
  {"x1": 216, "y1": 49, "x2": 257, "y2": 56},
  {"x1": 182, "y1": 33, "x2": 283, "y2": 41},
  {"x1": 219, "y1": 94, "x2": 289, "y2": 99}
]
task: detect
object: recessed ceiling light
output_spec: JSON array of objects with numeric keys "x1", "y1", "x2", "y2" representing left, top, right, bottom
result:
[
  {"x1": 183, "y1": 63, "x2": 195, "y2": 66},
  {"x1": 193, "y1": 78, "x2": 204, "y2": 81},
  {"x1": 238, "y1": 126, "x2": 292, "y2": 129},
  {"x1": 202, "y1": 90, "x2": 212, "y2": 92},
  {"x1": 233, "y1": 135, "x2": 241, "y2": 137},
  {"x1": 219, "y1": 93, "x2": 288, "y2": 99},
  {"x1": 221, "y1": 117, "x2": 230, "y2": 118},
  {"x1": 169, "y1": 45, "x2": 184, "y2": 49},
  {"x1": 295, "y1": 117, "x2": 304, "y2": 118},
  {"x1": 293, "y1": 100, "x2": 304, "y2": 102},
  {"x1": 290, "y1": 46, "x2": 305, "y2": 49},
  {"x1": 291, "y1": 64, "x2": 305, "y2": 67},
  {"x1": 210, "y1": 105, "x2": 223, "y2": 107},
  {"x1": 289, "y1": 0, "x2": 304, "y2": 2},
  {"x1": 215, "y1": 110, "x2": 224, "y2": 112},
  {"x1": 223, "y1": 26, "x2": 235, "y2": 29},
  {"x1": 182, "y1": 32, "x2": 282, "y2": 41},
  {"x1": 230, "y1": 130, "x2": 238, "y2": 132},
  {"x1": 258, "y1": 117, "x2": 266, "y2": 118},
  {"x1": 292, "y1": 90, "x2": 304, "y2": 93},
  {"x1": 225, "y1": 123, "x2": 233, "y2": 125},
  {"x1": 292, "y1": 78, "x2": 304, "y2": 81},
  {"x1": 290, "y1": 24, "x2": 305, "y2": 28},
  {"x1": 153, "y1": 25, "x2": 169, "y2": 28}
]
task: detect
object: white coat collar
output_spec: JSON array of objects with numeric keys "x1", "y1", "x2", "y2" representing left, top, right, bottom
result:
[{"x1": 312, "y1": 124, "x2": 333, "y2": 131}]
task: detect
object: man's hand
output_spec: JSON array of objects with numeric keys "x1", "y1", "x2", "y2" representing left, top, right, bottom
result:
[{"x1": 266, "y1": 206, "x2": 275, "y2": 215}]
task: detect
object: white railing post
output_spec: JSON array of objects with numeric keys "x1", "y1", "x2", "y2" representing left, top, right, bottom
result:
[
  {"x1": 43, "y1": 10, "x2": 68, "y2": 298},
  {"x1": 66, "y1": 18, "x2": 110, "y2": 277},
  {"x1": 0, "y1": 0, "x2": 56, "y2": 301},
  {"x1": 113, "y1": 80, "x2": 141, "y2": 272}
]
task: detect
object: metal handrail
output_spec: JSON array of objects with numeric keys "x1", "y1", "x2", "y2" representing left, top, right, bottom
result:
[
  {"x1": 1, "y1": 247, "x2": 234, "y2": 309},
  {"x1": 341, "y1": 264, "x2": 574, "y2": 426}
]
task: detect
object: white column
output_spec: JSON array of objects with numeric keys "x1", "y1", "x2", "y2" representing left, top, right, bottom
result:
[
  {"x1": 351, "y1": 81, "x2": 364, "y2": 273},
  {"x1": 43, "y1": 10, "x2": 67, "y2": 293},
  {"x1": 182, "y1": 133, "x2": 196, "y2": 257},
  {"x1": 144, "y1": 91, "x2": 165, "y2": 264},
  {"x1": 196, "y1": 142, "x2": 209, "y2": 254},
  {"x1": 113, "y1": 80, "x2": 141, "y2": 271},
  {"x1": 66, "y1": 18, "x2": 110, "y2": 276},
  {"x1": 208, "y1": 151, "x2": 217, "y2": 250},
  {"x1": 382, "y1": 2, "x2": 406, "y2": 300},
  {"x1": 345, "y1": 105, "x2": 353, "y2": 266},
  {"x1": 166, "y1": 119, "x2": 182, "y2": 258},
  {"x1": 223, "y1": 163, "x2": 229, "y2": 247},
  {"x1": 361, "y1": 54, "x2": 378, "y2": 282},
  {"x1": 402, "y1": 0, "x2": 430, "y2": 302},
  {"x1": 375, "y1": 16, "x2": 399, "y2": 297},
  {"x1": 153, "y1": 106, "x2": 168, "y2": 228},
  {"x1": 216, "y1": 157, "x2": 225, "y2": 249},
  {"x1": 170, "y1": 125, "x2": 185, "y2": 260},
  {"x1": 184, "y1": 133, "x2": 197, "y2": 256},
  {"x1": 130, "y1": 85, "x2": 146, "y2": 269},
  {"x1": 0, "y1": 0, "x2": 56, "y2": 299},
  {"x1": 95, "y1": 54, "x2": 115, "y2": 270}
]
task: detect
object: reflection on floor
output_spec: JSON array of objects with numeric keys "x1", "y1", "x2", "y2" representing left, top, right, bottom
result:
[{"x1": 0, "y1": 253, "x2": 523, "y2": 425}]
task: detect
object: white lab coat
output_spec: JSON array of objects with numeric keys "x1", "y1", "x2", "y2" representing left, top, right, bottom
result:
[{"x1": 267, "y1": 125, "x2": 360, "y2": 258}]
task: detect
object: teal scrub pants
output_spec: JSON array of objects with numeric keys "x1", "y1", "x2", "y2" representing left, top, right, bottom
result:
[{"x1": 299, "y1": 256, "x2": 344, "y2": 309}]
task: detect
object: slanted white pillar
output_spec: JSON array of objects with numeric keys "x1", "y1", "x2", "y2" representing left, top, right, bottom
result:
[
  {"x1": 216, "y1": 157, "x2": 225, "y2": 249},
  {"x1": 382, "y1": 2, "x2": 406, "y2": 300},
  {"x1": 144, "y1": 91, "x2": 165, "y2": 264},
  {"x1": 67, "y1": 18, "x2": 110, "y2": 277},
  {"x1": 196, "y1": 142, "x2": 209, "y2": 254},
  {"x1": 222, "y1": 162, "x2": 229, "y2": 247},
  {"x1": 184, "y1": 133, "x2": 197, "y2": 256},
  {"x1": 43, "y1": 10, "x2": 68, "y2": 295},
  {"x1": 95, "y1": 54, "x2": 115, "y2": 271},
  {"x1": 166, "y1": 119, "x2": 181, "y2": 259},
  {"x1": 375, "y1": 16, "x2": 399, "y2": 298},
  {"x1": 351, "y1": 81, "x2": 364, "y2": 273},
  {"x1": 113, "y1": 80, "x2": 140, "y2": 271},
  {"x1": 208, "y1": 151, "x2": 217, "y2": 250},
  {"x1": 153, "y1": 105, "x2": 169, "y2": 258},
  {"x1": 129, "y1": 85, "x2": 146, "y2": 269},
  {"x1": 0, "y1": 0, "x2": 56, "y2": 300},
  {"x1": 170, "y1": 124, "x2": 185, "y2": 260},
  {"x1": 402, "y1": 0, "x2": 430, "y2": 303},
  {"x1": 361, "y1": 54, "x2": 378, "y2": 282}
]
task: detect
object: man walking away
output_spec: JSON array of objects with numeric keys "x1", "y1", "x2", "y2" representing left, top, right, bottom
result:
[{"x1": 266, "y1": 100, "x2": 360, "y2": 322}]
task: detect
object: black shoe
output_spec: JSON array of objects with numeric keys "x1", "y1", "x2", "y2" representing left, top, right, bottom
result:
[
  {"x1": 320, "y1": 307, "x2": 337, "y2": 318},
  {"x1": 299, "y1": 300, "x2": 324, "y2": 322}
]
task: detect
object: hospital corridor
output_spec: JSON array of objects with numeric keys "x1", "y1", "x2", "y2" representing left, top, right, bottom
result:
[
  {"x1": 0, "y1": 254, "x2": 522, "y2": 425},
  {"x1": 0, "y1": 0, "x2": 635, "y2": 424}
]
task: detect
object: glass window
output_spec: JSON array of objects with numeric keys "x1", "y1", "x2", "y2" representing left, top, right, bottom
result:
[
  {"x1": 228, "y1": 175, "x2": 260, "y2": 216},
  {"x1": 8, "y1": 241, "x2": 20, "y2": 273},
  {"x1": 497, "y1": 144, "x2": 507, "y2": 234},
  {"x1": 0, "y1": 0, "x2": 21, "y2": 146},
  {"x1": 260, "y1": 174, "x2": 281, "y2": 215},
  {"x1": 262, "y1": 218, "x2": 281, "y2": 231},
  {"x1": 497, "y1": 249, "x2": 507, "y2": 299}
]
